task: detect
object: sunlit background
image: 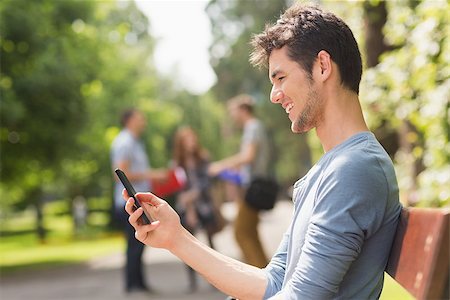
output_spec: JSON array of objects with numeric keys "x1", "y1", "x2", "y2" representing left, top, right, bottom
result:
[
  {"x1": 1, "y1": 0, "x2": 448, "y2": 299},
  {"x1": 136, "y1": 0, "x2": 216, "y2": 94}
]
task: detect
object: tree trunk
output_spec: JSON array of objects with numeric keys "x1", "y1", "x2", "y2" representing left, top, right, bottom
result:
[
  {"x1": 363, "y1": 1, "x2": 400, "y2": 159},
  {"x1": 32, "y1": 189, "x2": 47, "y2": 242},
  {"x1": 363, "y1": 1, "x2": 389, "y2": 68}
]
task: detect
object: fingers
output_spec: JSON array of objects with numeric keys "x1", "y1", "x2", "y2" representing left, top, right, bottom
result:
[
  {"x1": 126, "y1": 201, "x2": 159, "y2": 227},
  {"x1": 122, "y1": 189, "x2": 165, "y2": 207},
  {"x1": 123, "y1": 191, "x2": 163, "y2": 246},
  {"x1": 135, "y1": 192, "x2": 165, "y2": 206},
  {"x1": 134, "y1": 222, "x2": 160, "y2": 243},
  {"x1": 128, "y1": 206, "x2": 144, "y2": 225},
  {"x1": 124, "y1": 195, "x2": 158, "y2": 225},
  {"x1": 135, "y1": 227, "x2": 150, "y2": 241},
  {"x1": 124, "y1": 197, "x2": 136, "y2": 216},
  {"x1": 122, "y1": 188, "x2": 129, "y2": 201},
  {"x1": 128, "y1": 208, "x2": 161, "y2": 244}
]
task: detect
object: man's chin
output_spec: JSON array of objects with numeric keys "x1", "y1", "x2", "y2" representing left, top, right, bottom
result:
[{"x1": 291, "y1": 123, "x2": 311, "y2": 134}]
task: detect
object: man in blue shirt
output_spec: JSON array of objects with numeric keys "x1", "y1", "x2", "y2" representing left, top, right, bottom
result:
[
  {"x1": 111, "y1": 108, "x2": 167, "y2": 293},
  {"x1": 123, "y1": 4, "x2": 401, "y2": 299}
]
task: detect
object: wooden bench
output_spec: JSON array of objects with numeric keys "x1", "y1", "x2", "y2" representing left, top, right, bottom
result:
[{"x1": 386, "y1": 207, "x2": 449, "y2": 299}]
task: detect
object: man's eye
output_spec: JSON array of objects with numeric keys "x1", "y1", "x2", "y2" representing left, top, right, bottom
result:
[{"x1": 278, "y1": 76, "x2": 285, "y2": 81}]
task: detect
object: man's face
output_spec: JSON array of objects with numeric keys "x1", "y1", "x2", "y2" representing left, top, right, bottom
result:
[
  {"x1": 228, "y1": 105, "x2": 244, "y2": 127},
  {"x1": 268, "y1": 47, "x2": 323, "y2": 134},
  {"x1": 181, "y1": 129, "x2": 199, "y2": 154},
  {"x1": 129, "y1": 111, "x2": 147, "y2": 135}
]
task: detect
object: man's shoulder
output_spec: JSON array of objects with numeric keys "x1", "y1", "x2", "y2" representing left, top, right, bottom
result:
[
  {"x1": 323, "y1": 141, "x2": 394, "y2": 190},
  {"x1": 111, "y1": 130, "x2": 134, "y2": 149},
  {"x1": 243, "y1": 119, "x2": 266, "y2": 142},
  {"x1": 331, "y1": 148, "x2": 372, "y2": 167},
  {"x1": 245, "y1": 118, "x2": 264, "y2": 130},
  {"x1": 328, "y1": 135, "x2": 390, "y2": 173}
]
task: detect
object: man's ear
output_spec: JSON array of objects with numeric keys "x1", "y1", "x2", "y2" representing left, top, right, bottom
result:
[{"x1": 316, "y1": 50, "x2": 332, "y2": 82}]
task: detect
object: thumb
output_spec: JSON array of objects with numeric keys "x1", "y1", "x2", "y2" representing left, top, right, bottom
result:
[{"x1": 135, "y1": 192, "x2": 165, "y2": 206}]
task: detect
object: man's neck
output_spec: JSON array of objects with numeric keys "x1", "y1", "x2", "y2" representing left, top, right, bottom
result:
[
  {"x1": 316, "y1": 89, "x2": 369, "y2": 152},
  {"x1": 126, "y1": 127, "x2": 140, "y2": 139},
  {"x1": 242, "y1": 115, "x2": 255, "y2": 126}
]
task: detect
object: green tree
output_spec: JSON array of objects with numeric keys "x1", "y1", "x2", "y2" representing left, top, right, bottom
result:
[
  {"x1": 360, "y1": 0, "x2": 450, "y2": 207},
  {"x1": 0, "y1": 0, "x2": 99, "y2": 239}
]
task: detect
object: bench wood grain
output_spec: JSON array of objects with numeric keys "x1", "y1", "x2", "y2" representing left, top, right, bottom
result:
[{"x1": 386, "y1": 207, "x2": 449, "y2": 299}]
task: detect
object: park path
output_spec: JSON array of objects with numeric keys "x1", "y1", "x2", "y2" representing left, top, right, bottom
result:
[{"x1": 0, "y1": 200, "x2": 293, "y2": 300}]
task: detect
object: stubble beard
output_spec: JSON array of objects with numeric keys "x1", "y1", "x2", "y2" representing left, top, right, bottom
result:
[{"x1": 292, "y1": 86, "x2": 322, "y2": 134}]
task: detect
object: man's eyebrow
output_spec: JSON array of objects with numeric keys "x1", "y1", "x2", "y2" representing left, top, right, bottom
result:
[
  {"x1": 269, "y1": 69, "x2": 282, "y2": 84},
  {"x1": 270, "y1": 69, "x2": 280, "y2": 79}
]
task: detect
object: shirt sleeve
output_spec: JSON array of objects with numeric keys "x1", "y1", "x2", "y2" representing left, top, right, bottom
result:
[
  {"x1": 242, "y1": 121, "x2": 262, "y2": 147},
  {"x1": 263, "y1": 230, "x2": 290, "y2": 299},
  {"x1": 273, "y1": 153, "x2": 388, "y2": 299},
  {"x1": 113, "y1": 140, "x2": 133, "y2": 167}
]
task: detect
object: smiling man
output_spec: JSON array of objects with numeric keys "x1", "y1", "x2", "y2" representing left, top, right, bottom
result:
[{"x1": 123, "y1": 4, "x2": 402, "y2": 299}]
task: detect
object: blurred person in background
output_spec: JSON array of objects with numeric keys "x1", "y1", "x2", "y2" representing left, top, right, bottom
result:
[
  {"x1": 111, "y1": 108, "x2": 167, "y2": 293},
  {"x1": 209, "y1": 94, "x2": 272, "y2": 268},
  {"x1": 172, "y1": 126, "x2": 221, "y2": 292},
  {"x1": 123, "y1": 3, "x2": 401, "y2": 299}
]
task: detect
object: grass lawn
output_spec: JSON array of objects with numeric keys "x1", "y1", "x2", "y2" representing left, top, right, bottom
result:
[
  {"x1": 0, "y1": 232, "x2": 123, "y2": 273},
  {"x1": 0, "y1": 202, "x2": 124, "y2": 274},
  {"x1": 381, "y1": 274, "x2": 414, "y2": 300}
]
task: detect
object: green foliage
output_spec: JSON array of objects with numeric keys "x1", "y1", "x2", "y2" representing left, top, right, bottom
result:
[
  {"x1": 360, "y1": 1, "x2": 450, "y2": 206},
  {"x1": 0, "y1": 0, "x2": 97, "y2": 207}
]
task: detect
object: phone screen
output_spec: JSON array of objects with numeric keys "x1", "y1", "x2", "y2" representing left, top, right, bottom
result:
[{"x1": 115, "y1": 168, "x2": 153, "y2": 224}]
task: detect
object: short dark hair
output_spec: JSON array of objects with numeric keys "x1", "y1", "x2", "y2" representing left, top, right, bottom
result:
[
  {"x1": 250, "y1": 4, "x2": 362, "y2": 94},
  {"x1": 227, "y1": 94, "x2": 255, "y2": 114},
  {"x1": 120, "y1": 108, "x2": 138, "y2": 127}
]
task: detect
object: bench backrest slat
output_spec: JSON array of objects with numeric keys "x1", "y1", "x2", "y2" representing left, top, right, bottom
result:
[{"x1": 386, "y1": 207, "x2": 449, "y2": 299}]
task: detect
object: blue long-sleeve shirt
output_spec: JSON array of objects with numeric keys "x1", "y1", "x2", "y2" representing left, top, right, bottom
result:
[{"x1": 264, "y1": 132, "x2": 402, "y2": 299}]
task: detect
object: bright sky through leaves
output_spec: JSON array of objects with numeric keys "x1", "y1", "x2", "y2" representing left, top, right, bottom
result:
[{"x1": 136, "y1": 0, "x2": 217, "y2": 94}]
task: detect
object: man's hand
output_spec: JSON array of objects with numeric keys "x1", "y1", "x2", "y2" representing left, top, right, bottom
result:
[
  {"x1": 148, "y1": 169, "x2": 169, "y2": 181},
  {"x1": 122, "y1": 190, "x2": 267, "y2": 300},
  {"x1": 208, "y1": 161, "x2": 226, "y2": 177},
  {"x1": 123, "y1": 190, "x2": 183, "y2": 251},
  {"x1": 208, "y1": 142, "x2": 257, "y2": 177}
]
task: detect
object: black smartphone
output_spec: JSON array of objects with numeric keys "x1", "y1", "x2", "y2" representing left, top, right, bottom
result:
[{"x1": 115, "y1": 168, "x2": 153, "y2": 224}]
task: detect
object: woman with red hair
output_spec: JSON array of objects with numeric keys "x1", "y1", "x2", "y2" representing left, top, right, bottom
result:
[{"x1": 172, "y1": 126, "x2": 219, "y2": 291}]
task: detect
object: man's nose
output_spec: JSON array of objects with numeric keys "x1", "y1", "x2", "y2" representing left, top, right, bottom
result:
[{"x1": 270, "y1": 86, "x2": 283, "y2": 103}]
